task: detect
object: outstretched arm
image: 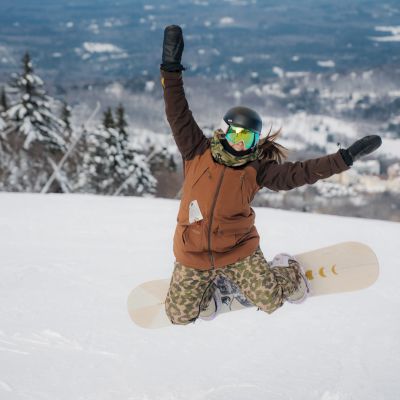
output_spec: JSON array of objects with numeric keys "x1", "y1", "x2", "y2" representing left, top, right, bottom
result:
[
  {"x1": 257, "y1": 135, "x2": 382, "y2": 191},
  {"x1": 257, "y1": 151, "x2": 350, "y2": 191},
  {"x1": 160, "y1": 25, "x2": 208, "y2": 160}
]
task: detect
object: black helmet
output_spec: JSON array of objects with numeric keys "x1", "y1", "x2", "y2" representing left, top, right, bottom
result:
[{"x1": 223, "y1": 106, "x2": 262, "y2": 133}]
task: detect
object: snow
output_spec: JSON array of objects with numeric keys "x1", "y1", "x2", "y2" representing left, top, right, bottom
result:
[
  {"x1": 272, "y1": 66, "x2": 285, "y2": 78},
  {"x1": 261, "y1": 112, "x2": 359, "y2": 150},
  {"x1": 0, "y1": 193, "x2": 399, "y2": 399},
  {"x1": 82, "y1": 42, "x2": 124, "y2": 54},
  {"x1": 370, "y1": 26, "x2": 400, "y2": 42},
  {"x1": 144, "y1": 81, "x2": 155, "y2": 92},
  {"x1": 0, "y1": 45, "x2": 14, "y2": 64},
  {"x1": 376, "y1": 137, "x2": 400, "y2": 158},
  {"x1": 285, "y1": 71, "x2": 309, "y2": 78},
  {"x1": 318, "y1": 60, "x2": 336, "y2": 68},
  {"x1": 261, "y1": 82, "x2": 286, "y2": 98},
  {"x1": 219, "y1": 17, "x2": 235, "y2": 25},
  {"x1": 231, "y1": 56, "x2": 244, "y2": 63},
  {"x1": 194, "y1": 0, "x2": 209, "y2": 6},
  {"x1": 104, "y1": 82, "x2": 124, "y2": 98},
  {"x1": 88, "y1": 22, "x2": 100, "y2": 35},
  {"x1": 388, "y1": 90, "x2": 400, "y2": 97}
]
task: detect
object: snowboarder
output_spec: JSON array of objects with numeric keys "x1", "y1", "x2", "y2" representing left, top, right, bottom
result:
[{"x1": 160, "y1": 25, "x2": 382, "y2": 325}]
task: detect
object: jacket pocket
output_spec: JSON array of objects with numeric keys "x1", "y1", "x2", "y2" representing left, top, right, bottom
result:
[
  {"x1": 177, "y1": 164, "x2": 210, "y2": 225},
  {"x1": 179, "y1": 220, "x2": 208, "y2": 253},
  {"x1": 212, "y1": 223, "x2": 252, "y2": 252},
  {"x1": 192, "y1": 165, "x2": 211, "y2": 188}
]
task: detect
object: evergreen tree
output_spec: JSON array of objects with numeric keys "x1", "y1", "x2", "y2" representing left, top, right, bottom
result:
[
  {"x1": 80, "y1": 109, "x2": 156, "y2": 196},
  {"x1": 115, "y1": 103, "x2": 128, "y2": 136},
  {"x1": 61, "y1": 101, "x2": 73, "y2": 142},
  {"x1": 0, "y1": 87, "x2": 9, "y2": 188},
  {"x1": 1, "y1": 52, "x2": 68, "y2": 192},
  {"x1": 5, "y1": 52, "x2": 66, "y2": 151},
  {"x1": 0, "y1": 111, "x2": 5, "y2": 132},
  {"x1": 0, "y1": 112, "x2": 6, "y2": 186},
  {"x1": 0, "y1": 86, "x2": 8, "y2": 113},
  {"x1": 122, "y1": 125, "x2": 178, "y2": 197},
  {"x1": 0, "y1": 87, "x2": 7, "y2": 135},
  {"x1": 102, "y1": 107, "x2": 115, "y2": 129}
]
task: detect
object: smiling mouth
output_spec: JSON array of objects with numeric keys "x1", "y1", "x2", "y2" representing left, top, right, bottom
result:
[{"x1": 231, "y1": 141, "x2": 245, "y2": 149}]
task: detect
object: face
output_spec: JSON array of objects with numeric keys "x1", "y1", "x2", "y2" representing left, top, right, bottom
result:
[
  {"x1": 227, "y1": 139, "x2": 246, "y2": 151},
  {"x1": 224, "y1": 124, "x2": 260, "y2": 152}
]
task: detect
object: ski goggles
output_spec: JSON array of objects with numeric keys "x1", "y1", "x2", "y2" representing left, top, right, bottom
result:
[{"x1": 225, "y1": 125, "x2": 260, "y2": 150}]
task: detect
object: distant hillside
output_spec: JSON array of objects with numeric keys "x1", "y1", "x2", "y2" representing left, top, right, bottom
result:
[{"x1": 0, "y1": 0, "x2": 399, "y2": 84}]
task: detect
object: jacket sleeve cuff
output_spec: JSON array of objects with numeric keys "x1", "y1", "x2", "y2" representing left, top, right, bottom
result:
[
  {"x1": 160, "y1": 69, "x2": 182, "y2": 78},
  {"x1": 338, "y1": 148, "x2": 353, "y2": 167}
]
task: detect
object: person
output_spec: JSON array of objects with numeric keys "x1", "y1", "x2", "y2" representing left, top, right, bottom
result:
[{"x1": 159, "y1": 25, "x2": 382, "y2": 325}]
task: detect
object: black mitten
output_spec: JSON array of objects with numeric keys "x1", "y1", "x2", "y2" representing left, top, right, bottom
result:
[
  {"x1": 339, "y1": 135, "x2": 382, "y2": 166},
  {"x1": 160, "y1": 25, "x2": 186, "y2": 72}
]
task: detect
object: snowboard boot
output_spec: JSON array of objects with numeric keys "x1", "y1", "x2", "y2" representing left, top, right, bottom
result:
[{"x1": 270, "y1": 253, "x2": 311, "y2": 304}]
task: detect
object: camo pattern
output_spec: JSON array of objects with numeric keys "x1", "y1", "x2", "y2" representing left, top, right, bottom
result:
[{"x1": 165, "y1": 246, "x2": 303, "y2": 325}]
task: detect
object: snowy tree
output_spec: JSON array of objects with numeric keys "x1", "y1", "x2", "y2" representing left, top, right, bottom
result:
[
  {"x1": 0, "y1": 111, "x2": 5, "y2": 133},
  {"x1": 0, "y1": 112, "x2": 7, "y2": 191},
  {"x1": 115, "y1": 103, "x2": 128, "y2": 136},
  {"x1": 61, "y1": 101, "x2": 73, "y2": 143},
  {"x1": 131, "y1": 127, "x2": 178, "y2": 175},
  {"x1": 0, "y1": 86, "x2": 7, "y2": 135},
  {"x1": 147, "y1": 140, "x2": 177, "y2": 173},
  {"x1": 49, "y1": 102, "x2": 103, "y2": 194},
  {"x1": 5, "y1": 52, "x2": 66, "y2": 152},
  {"x1": 0, "y1": 86, "x2": 9, "y2": 189},
  {"x1": 0, "y1": 52, "x2": 69, "y2": 192},
  {"x1": 0, "y1": 86, "x2": 8, "y2": 114},
  {"x1": 103, "y1": 107, "x2": 115, "y2": 129},
  {"x1": 80, "y1": 108, "x2": 156, "y2": 196}
]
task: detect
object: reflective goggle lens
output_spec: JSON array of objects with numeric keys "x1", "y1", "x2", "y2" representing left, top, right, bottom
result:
[{"x1": 225, "y1": 125, "x2": 260, "y2": 149}]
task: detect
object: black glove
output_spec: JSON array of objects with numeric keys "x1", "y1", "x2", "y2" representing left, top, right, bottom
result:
[
  {"x1": 339, "y1": 135, "x2": 382, "y2": 166},
  {"x1": 160, "y1": 25, "x2": 186, "y2": 72}
]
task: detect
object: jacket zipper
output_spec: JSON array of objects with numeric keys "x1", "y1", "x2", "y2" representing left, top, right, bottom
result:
[{"x1": 208, "y1": 166, "x2": 226, "y2": 269}]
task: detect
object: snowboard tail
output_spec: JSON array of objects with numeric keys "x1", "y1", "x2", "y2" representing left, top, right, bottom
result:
[{"x1": 127, "y1": 241, "x2": 379, "y2": 329}]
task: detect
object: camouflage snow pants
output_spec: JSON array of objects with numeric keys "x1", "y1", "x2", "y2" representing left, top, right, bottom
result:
[{"x1": 165, "y1": 246, "x2": 303, "y2": 325}]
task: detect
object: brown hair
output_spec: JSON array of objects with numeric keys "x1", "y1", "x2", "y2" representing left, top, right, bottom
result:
[{"x1": 258, "y1": 126, "x2": 288, "y2": 163}]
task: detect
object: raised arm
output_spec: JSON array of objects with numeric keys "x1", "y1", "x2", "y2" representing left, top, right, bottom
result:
[{"x1": 160, "y1": 25, "x2": 208, "y2": 160}]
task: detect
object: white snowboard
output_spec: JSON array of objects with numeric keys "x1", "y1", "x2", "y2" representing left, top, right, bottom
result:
[{"x1": 127, "y1": 241, "x2": 379, "y2": 329}]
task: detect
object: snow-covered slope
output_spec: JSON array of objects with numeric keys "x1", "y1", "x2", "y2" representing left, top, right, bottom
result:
[{"x1": 0, "y1": 193, "x2": 399, "y2": 400}]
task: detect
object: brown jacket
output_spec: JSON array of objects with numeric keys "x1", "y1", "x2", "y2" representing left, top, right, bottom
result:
[{"x1": 161, "y1": 69, "x2": 350, "y2": 270}]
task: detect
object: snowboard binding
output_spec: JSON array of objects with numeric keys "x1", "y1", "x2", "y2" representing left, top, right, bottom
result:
[
  {"x1": 270, "y1": 253, "x2": 311, "y2": 304},
  {"x1": 199, "y1": 275, "x2": 254, "y2": 321}
]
